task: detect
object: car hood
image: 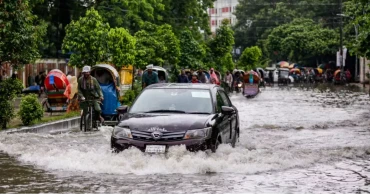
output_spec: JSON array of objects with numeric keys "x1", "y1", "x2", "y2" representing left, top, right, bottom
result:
[{"x1": 118, "y1": 113, "x2": 212, "y2": 132}]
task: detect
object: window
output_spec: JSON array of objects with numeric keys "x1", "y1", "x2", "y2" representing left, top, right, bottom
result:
[
  {"x1": 211, "y1": 8, "x2": 215, "y2": 14},
  {"x1": 219, "y1": 91, "x2": 232, "y2": 107},
  {"x1": 211, "y1": 20, "x2": 215, "y2": 26},
  {"x1": 215, "y1": 20, "x2": 218, "y2": 26},
  {"x1": 130, "y1": 89, "x2": 213, "y2": 114},
  {"x1": 216, "y1": 92, "x2": 225, "y2": 113}
]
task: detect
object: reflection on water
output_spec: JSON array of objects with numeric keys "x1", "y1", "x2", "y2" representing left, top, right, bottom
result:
[{"x1": 1, "y1": 85, "x2": 370, "y2": 193}]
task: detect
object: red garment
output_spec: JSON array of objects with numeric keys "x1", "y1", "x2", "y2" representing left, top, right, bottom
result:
[{"x1": 191, "y1": 79, "x2": 200, "y2": 83}]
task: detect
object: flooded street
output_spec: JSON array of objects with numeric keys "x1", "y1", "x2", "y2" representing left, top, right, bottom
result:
[{"x1": 1, "y1": 85, "x2": 370, "y2": 193}]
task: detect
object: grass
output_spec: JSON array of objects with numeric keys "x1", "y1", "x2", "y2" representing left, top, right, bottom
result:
[{"x1": 8, "y1": 111, "x2": 80, "y2": 129}]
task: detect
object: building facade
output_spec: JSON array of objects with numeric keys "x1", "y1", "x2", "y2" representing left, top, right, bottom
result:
[{"x1": 208, "y1": 0, "x2": 238, "y2": 34}]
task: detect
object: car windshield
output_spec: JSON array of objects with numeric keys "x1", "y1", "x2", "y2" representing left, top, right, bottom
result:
[{"x1": 129, "y1": 88, "x2": 213, "y2": 114}]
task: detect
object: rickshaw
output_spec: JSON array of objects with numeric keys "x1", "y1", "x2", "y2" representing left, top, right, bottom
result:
[
  {"x1": 278, "y1": 68, "x2": 290, "y2": 85},
  {"x1": 42, "y1": 69, "x2": 69, "y2": 115},
  {"x1": 314, "y1": 68, "x2": 324, "y2": 82},
  {"x1": 265, "y1": 67, "x2": 278, "y2": 84},
  {"x1": 333, "y1": 69, "x2": 343, "y2": 84},
  {"x1": 144, "y1": 66, "x2": 169, "y2": 83},
  {"x1": 243, "y1": 71, "x2": 261, "y2": 98},
  {"x1": 88, "y1": 64, "x2": 127, "y2": 127}
]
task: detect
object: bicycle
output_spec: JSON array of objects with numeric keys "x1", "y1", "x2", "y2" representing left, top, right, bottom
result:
[{"x1": 80, "y1": 100, "x2": 102, "y2": 132}]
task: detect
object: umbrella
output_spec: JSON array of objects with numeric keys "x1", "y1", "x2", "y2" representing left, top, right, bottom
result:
[
  {"x1": 317, "y1": 68, "x2": 323, "y2": 74},
  {"x1": 288, "y1": 64, "x2": 294, "y2": 69},
  {"x1": 279, "y1": 61, "x2": 289, "y2": 68},
  {"x1": 290, "y1": 68, "x2": 301, "y2": 74},
  {"x1": 334, "y1": 69, "x2": 341, "y2": 77}
]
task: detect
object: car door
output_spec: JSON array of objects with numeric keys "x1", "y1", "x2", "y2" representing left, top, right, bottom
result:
[
  {"x1": 215, "y1": 91, "x2": 230, "y2": 143},
  {"x1": 219, "y1": 91, "x2": 236, "y2": 143}
]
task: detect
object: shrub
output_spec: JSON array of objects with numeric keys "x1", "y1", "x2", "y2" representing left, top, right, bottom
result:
[
  {"x1": 0, "y1": 78, "x2": 24, "y2": 129},
  {"x1": 18, "y1": 94, "x2": 43, "y2": 126}
]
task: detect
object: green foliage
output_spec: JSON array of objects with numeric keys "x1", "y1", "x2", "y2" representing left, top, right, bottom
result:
[
  {"x1": 134, "y1": 23, "x2": 180, "y2": 68},
  {"x1": 0, "y1": 79, "x2": 24, "y2": 129},
  {"x1": 107, "y1": 27, "x2": 136, "y2": 68},
  {"x1": 18, "y1": 94, "x2": 43, "y2": 126},
  {"x1": 209, "y1": 19, "x2": 235, "y2": 72},
  {"x1": 121, "y1": 81, "x2": 142, "y2": 106},
  {"x1": 221, "y1": 53, "x2": 235, "y2": 73},
  {"x1": 179, "y1": 30, "x2": 204, "y2": 69},
  {"x1": 96, "y1": 0, "x2": 165, "y2": 33},
  {"x1": 234, "y1": 0, "x2": 340, "y2": 49},
  {"x1": 210, "y1": 19, "x2": 235, "y2": 58},
  {"x1": 238, "y1": 46, "x2": 262, "y2": 70},
  {"x1": 266, "y1": 18, "x2": 338, "y2": 64},
  {"x1": 344, "y1": 0, "x2": 370, "y2": 58},
  {"x1": 0, "y1": 0, "x2": 47, "y2": 67},
  {"x1": 63, "y1": 8, "x2": 110, "y2": 67},
  {"x1": 162, "y1": 0, "x2": 215, "y2": 36}
]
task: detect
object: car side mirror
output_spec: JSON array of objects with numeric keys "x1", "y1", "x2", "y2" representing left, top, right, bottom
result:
[
  {"x1": 117, "y1": 105, "x2": 129, "y2": 114},
  {"x1": 221, "y1": 106, "x2": 235, "y2": 115}
]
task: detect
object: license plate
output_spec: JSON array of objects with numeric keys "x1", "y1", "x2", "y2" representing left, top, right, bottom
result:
[{"x1": 145, "y1": 145, "x2": 166, "y2": 153}]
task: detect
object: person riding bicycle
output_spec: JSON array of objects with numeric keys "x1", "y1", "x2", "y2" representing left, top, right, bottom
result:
[{"x1": 78, "y1": 66, "x2": 104, "y2": 123}]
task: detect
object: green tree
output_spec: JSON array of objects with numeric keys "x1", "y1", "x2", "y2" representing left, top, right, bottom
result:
[
  {"x1": 62, "y1": 8, "x2": 110, "y2": 68},
  {"x1": 32, "y1": 0, "x2": 89, "y2": 58},
  {"x1": 178, "y1": 30, "x2": 204, "y2": 69},
  {"x1": 107, "y1": 27, "x2": 136, "y2": 68},
  {"x1": 96, "y1": 0, "x2": 165, "y2": 33},
  {"x1": 160, "y1": 0, "x2": 215, "y2": 36},
  {"x1": 234, "y1": 0, "x2": 341, "y2": 49},
  {"x1": 266, "y1": 19, "x2": 338, "y2": 65},
  {"x1": 134, "y1": 23, "x2": 179, "y2": 68},
  {"x1": 238, "y1": 46, "x2": 262, "y2": 70},
  {"x1": 0, "y1": 0, "x2": 47, "y2": 68},
  {"x1": 209, "y1": 19, "x2": 234, "y2": 71}
]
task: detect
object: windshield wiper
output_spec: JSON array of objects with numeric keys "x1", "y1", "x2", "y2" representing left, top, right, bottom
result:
[{"x1": 145, "y1": 110, "x2": 186, "y2": 113}]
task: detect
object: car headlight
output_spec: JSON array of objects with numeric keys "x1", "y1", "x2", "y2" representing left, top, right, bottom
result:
[
  {"x1": 238, "y1": 83, "x2": 242, "y2": 87},
  {"x1": 113, "y1": 126, "x2": 132, "y2": 139},
  {"x1": 184, "y1": 127, "x2": 211, "y2": 140}
]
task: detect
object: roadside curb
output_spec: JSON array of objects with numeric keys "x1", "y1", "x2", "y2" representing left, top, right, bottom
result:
[{"x1": 4, "y1": 117, "x2": 80, "y2": 134}]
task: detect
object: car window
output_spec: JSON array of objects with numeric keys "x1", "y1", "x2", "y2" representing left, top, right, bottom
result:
[
  {"x1": 219, "y1": 91, "x2": 232, "y2": 107},
  {"x1": 130, "y1": 88, "x2": 213, "y2": 114},
  {"x1": 216, "y1": 92, "x2": 224, "y2": 113}
]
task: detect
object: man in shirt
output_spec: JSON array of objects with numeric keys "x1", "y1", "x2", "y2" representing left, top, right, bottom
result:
[
  {"x1": 78, "y1": 66, "x2": 104, "y2": 123},
  {"x1": 178, "y1": 70, "x2": 189, "y2": 83},
  {"x1": 142, "y1": 64, "x2": 159, "y2": 88}
]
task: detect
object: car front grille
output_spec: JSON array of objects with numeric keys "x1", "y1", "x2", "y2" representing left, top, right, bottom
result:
[{"x1": 131, "y1": 130, "x2": 185, "y2": 142}]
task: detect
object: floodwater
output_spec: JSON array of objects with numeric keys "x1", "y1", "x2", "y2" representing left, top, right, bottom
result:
[{"x1": 1, "y1": 85, "x2": 370, "y2": 193}]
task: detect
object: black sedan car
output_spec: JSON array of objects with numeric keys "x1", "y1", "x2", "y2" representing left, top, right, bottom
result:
[{"x1": 111, "y1": 83, "x2": 240, "y2": 153}]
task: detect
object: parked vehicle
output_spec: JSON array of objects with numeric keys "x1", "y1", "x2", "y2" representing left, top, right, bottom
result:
[
  {"x1": 278, "y1": 68, "x2": 290, "y2": 85},
  {"x1": 90, "y1": 64, "x2": 127, "y2": 126},
  {"x1": 42, "y1": 69, "x2": 69, "y2": 115},
  {"x1": 243, "y1": 71, "x2": 261, "y2": 98},
  {"x1": 111, "y1": 84, "x2": 240, "y2": 153},
  {"x1": 143, "y1": 66, "x2": 169, "y2": 83}
]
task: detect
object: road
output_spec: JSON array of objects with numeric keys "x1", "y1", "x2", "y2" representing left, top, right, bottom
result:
[{"x1": 1, "y1": 85, "x2": 370, "y2": 193}]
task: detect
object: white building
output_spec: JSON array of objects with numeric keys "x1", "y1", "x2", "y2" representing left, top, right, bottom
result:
[{"x1": 208, "y1": 0, "x2": 239, "y2": 34}]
